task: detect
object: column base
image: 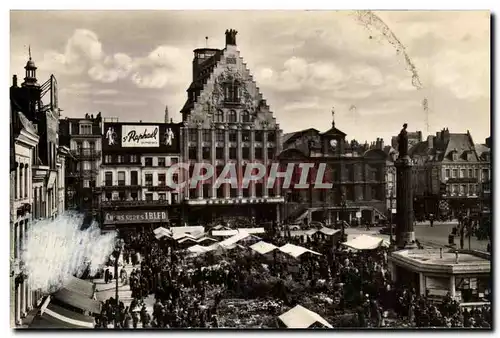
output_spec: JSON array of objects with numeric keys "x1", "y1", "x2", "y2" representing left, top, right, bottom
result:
[{"x1": 397, "y1": 231, "x2": 417, "y2": 249}]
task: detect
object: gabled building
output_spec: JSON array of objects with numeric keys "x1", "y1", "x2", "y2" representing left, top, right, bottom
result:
[
  {"x1": 59, "y1": 113, "x2": 103, "y2": 213},
  {"x1": 278, "y1": 115, "x2": 387, "y2": 225},
  {"x1": 409, "y1": 128, "x2": 491, "y2": 218},
  {"x1": 179, "y1": 29, "x2": 283, "y2": 224},
  {"x1": 10, "y1": 53, "x2": 69, "y2": 327}
]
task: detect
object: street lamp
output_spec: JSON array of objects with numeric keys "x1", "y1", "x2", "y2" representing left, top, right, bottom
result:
[
  {"x1": 389, "y1": 189, "x2": 394, "y2": 244},
  {"x1": 340, "y1": 192, "x2": 347, "y2": 241},
  {"x1": 113, "y1": 235, "x2": 123, "y2": 328}
]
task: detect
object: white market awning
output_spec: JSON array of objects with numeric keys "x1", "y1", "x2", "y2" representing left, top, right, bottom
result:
[
  {"x1": 279, "y1": 243, "x2": 321, "y2": 258},
  {"x1": 319, "y1": 227, "x2": 340, "y2": 236},
  {"x1": 212, "y1": 228, "x2": 265, "y2": 237},
  {"x1": 342, "y1": 234, "x2": 388, "y2": 250},
  {"x1": 278, "y1": 304, "x2": 332, "y2": 329},
  {"x1": 250, "y1": 241, "x2": 278, "y2": 255}
]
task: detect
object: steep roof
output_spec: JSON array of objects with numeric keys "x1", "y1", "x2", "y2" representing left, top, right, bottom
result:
[
  {"x1": 475, "y1": 143, "x2": 490, "y2": 156},
  {"x1": 442, "y1": 133, "x2": 478, "y2": 162},
  {"x1": 321, "y1": 125, "x2": 347, "y2": 137},
  {"x1": 282, "y1": 128, "x2": 320, "y2": 145}
]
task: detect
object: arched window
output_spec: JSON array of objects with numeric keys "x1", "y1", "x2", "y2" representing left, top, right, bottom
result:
[
  {"x1": 19, "y1": 163, "x2": 24, "y2": 199},
  {"x1": 215, "y1": 110, "x2": 224, "y2": 123},
  {"x1": 224, "y1": 80, "x2": 240, "y2": 103},
  {"x1": 14, "y1": 162, "x2": 18, "y2": 199},
  {"x1": 241, "y1": 110, "x2": 251, "y2": 123},
  {"x1": 228, "y1": 110, "x2": 237, "y2": 123},
  {"x1": 24, "y1": 165, "x2": 28, "y2": 198}
]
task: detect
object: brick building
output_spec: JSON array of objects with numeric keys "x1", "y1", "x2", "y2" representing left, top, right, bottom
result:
[
  {"x1": 10, "y1": 54, "x2": 69, "y2": 326},
  {"x1": 409, "y1": 128, "x2": 491, "y2": 218},
  {"x1": 99, "y1": 121, "x2": 182, "y2": 231},
  {"x1": 59, "y1": 113, "x2": 103, "y2": 213},
  {"x1": 179, "y1": 29, "x2": 284, "y2": 224},
  {"x1": 278, "y1": 116, "x2": 387, "y2": 225}
]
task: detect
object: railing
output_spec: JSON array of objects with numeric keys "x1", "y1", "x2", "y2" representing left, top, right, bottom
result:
[
  {"x1": 67, "y1": 169, "x2": 99, "y2": 177},
  {"x1": 100, "y1": 184, "x2": 142, "y2": 191},
  {"x1": 100, "y1": 199, "x2": 171, "y2": 207},
  {"x1": 71, "y1": 149, "x2": 101, "y2": 159}
]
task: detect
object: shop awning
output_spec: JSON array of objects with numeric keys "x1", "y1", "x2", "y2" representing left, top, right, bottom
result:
[
  {"x1": 30, "y1": 302, "x2": 95, "y2": 328},
  {"x1": 342, "y1": 234, "x2": 389, "y2": 250},
  {"x1": 250, "y1": 241, "x2": 278, "y2": 255},
  {"x1": 52, "y1": 287, "x2": 101, "y2": 314},
  {"x1": 278, "y1": 304, "x2": 332, "y2": 329},
  {"x1": 64, "y1": 276, "x2": 95, "y2": 299}
]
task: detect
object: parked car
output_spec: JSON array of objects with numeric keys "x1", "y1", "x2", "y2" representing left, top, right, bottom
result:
[{"x1": 379, "y1": 224, "x2": 396, "y2": 235}]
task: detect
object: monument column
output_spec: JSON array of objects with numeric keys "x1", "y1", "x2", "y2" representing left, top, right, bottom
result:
[{"x1": 395, "y1": 123, "x2": 417, "y2": 249}]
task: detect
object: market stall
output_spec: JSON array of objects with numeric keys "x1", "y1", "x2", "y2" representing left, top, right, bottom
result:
[
  {"x1": 277, "y1": 304, "x2": 333, "y2": 329},
  {"x1": 342, "y1": 234, "x2": 389, "y2": 251}
]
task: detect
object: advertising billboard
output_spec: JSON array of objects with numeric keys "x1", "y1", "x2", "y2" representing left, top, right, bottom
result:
[
  {"x1": 103, "y1": 122, "x2": 181, "y2": 153},
  {"x1": 121, "y1": 125, "x2": 159, "y2": 148}
]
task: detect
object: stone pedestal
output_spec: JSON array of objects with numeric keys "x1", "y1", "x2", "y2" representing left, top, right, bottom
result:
[{"x1": 395, "y1": 156, "x2": 417, "y2": 249}]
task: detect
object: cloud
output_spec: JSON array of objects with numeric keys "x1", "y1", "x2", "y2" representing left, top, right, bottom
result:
[
  {"x1": 39, "y1": 29, "x2": 103, "y2": 75},
  {"x1": 93, "y1": 99, "x2": 148, "y2": 106},
  {"x1": 39, "y1": 29, "x2": 187, "y2": 89},
  {"x1": 95, "y1": 89, "x2": 119, "y2": 96}
]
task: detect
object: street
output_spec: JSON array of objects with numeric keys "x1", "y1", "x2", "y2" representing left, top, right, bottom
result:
[{"x1": 283, "y1": 221, "x2": 489, "y2": 251}]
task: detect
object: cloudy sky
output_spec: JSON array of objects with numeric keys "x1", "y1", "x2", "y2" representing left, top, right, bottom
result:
[{"x1": 10, "y1": 10, "x2": 490, "y2": 145}]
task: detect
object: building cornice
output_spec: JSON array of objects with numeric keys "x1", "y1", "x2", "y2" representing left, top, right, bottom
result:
[{"x1": 15, "y1": 128, "x2": 39, "y2": 149}]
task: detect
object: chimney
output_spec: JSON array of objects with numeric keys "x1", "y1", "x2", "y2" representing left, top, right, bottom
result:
[
  {"x1": 170, "y1": 118, "x2": 173, "y2": 123},
  {"x1": 427, "y1": 135, "x2": 434, "y2": 149},
  {"x1": 12, "y1": 75, "x2": 17, "y2": 87},
  {"x1": 440, "y1": 248, "x2": 443, "y2": 259},
  {"x1": 225, "y1": 29, "x2": 238, "y2": 47}
]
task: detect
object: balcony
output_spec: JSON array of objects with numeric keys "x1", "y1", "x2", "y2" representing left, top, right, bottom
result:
[
  {"x1": 67, "y1": 169, "x2": 99, "y2": 178},
  {"x1": 100, "y1": 184, "x2": 142, "y2": 191},
  {"x1": 100, "y1": 199, "x2": 170, "y2": 208},
  {"x1": 446, "y1": 177, "x2": 478, "y2": 184},
  {"x1": 71, "y1": 149, "x2": 101, "y2": 160},
  {"x1": 146, "y1": 184, "x2": 173, "y2": 192}
]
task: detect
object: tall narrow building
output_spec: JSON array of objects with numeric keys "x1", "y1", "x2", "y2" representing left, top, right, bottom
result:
[{"x1": 179, "y1": 29, "x2": 284, "y2": 223}]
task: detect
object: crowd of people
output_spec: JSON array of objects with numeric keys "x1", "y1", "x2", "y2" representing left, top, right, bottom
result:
[{"x1": 92, "y1": 221, "x2": 492, "y2": 329}]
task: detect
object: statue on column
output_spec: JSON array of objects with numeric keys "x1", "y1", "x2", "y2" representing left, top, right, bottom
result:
[{"x1": 398, "y1": 123, "x2": 409, "y2": 158}]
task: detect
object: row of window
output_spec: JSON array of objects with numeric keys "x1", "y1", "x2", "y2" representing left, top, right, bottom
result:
[
  {"x1": 447, "y1": 184, "x2": 481, "y2": 195},
  {"x1": 187, "y1": 184, "x2": 278, "y2": 199},
  {"x1": 104, "y1": 192, "x2": 178, "y2": 203},
  {"x1": 188, "y1": 146, "x2": 275, "y2": 160},
  {"x1": 104, "y1": 171, "x2": 178, "y2": 187},
  {"x1": 212, "y1": 109, "x2": 252, "y2": 123},
  {"x1": 189, "y1": 130, "x2": 277, "y2": 143},
  {"x1": 103, "y1": 155, "x2": 179, "y2": 166},
  {"x1": 14, "y1": 162, "x2": 29, "y2": 200},
  {"x1": 286, "y1": 186, "x2": 384, "y2": 202},
  {"x1": 444, "y1": 168, "x2": 489, "y2": 180}
]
